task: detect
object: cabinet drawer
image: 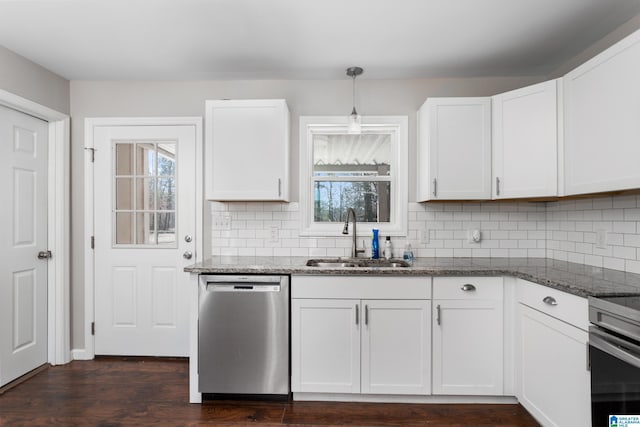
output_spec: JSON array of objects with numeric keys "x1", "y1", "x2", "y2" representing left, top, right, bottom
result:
[
  {"x1": 433, "y1": 277, "x2": 503, "y2": 300},
  {"x1": 516, "y1": 279, "x2": 588, "y2": 330},
  {"x1": 291, "y1": 275, "x2": 431, "y2": 299}
]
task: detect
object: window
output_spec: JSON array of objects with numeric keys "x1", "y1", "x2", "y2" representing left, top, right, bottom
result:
[
  {"x1": 113, "y1": 141, "x2": 177, "y2": 246},
  {"x1": 299, "y1": 116, "x2": 408, "y2": 236}
]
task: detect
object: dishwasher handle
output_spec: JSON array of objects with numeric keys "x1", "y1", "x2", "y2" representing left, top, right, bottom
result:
[{"x1": 205, "y1": 283, "x2": 281, "y2": 292}]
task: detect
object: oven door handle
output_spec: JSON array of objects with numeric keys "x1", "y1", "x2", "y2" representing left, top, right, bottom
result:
[{"x1": 590, "y1": 327, "x2": 640, "y2": 369}]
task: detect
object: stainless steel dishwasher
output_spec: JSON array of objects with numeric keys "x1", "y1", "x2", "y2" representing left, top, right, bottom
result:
[{"x1": 198, "y1": 275, "x2": 289, "y2": 396}]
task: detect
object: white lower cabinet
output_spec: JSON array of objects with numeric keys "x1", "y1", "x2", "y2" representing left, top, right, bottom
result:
[
  {"x1": 516, "y1": 280, "x2": 590, "y2": 427},
  {"x1": 361, "y1": 299, "x2": 431, "y2": 394},
  {"x1": 291, "y1": 299, "x2": 360, "y2": 393},
  {"x1": 432, "y1": 277, "x2": 504, "y2": 395},
  {"x1": 291, "y1": 276, "x2": 431, "y2": 395}
]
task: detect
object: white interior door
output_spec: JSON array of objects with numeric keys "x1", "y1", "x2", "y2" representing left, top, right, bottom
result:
[
  {"x1": 93, "y1": 124, "x2": 196, "y2": 356},
  {"x1": 0, "y1": 105, "x2": 49, "y2": 386}
]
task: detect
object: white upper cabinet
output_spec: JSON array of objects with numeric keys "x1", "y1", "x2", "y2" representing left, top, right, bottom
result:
[
  {"x1": 492, "y1": 80, "x2": 559, "y2": 199},
  {"x1": 564, "y1": 29, "x2": 640, "y2": 196},
  {"x1": 205, "y1": 99, "x2": 290, "y2": 201},
  {"x1": 417, "y1": 98, "x2": 492, "y2": 201}
]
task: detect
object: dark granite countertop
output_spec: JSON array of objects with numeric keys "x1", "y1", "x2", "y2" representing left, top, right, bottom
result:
[{"x1": 185, "y1": 257, "x2": 640, "y2": 298}]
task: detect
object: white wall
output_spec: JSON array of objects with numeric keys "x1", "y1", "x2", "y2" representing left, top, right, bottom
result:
[{"x1": 0, "y1": 45, "x2": 69, "y2": 114}]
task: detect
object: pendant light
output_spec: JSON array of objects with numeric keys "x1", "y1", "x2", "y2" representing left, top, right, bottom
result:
[{"x1": 346, "y1": 66, "x2": 363, "y2": 134}]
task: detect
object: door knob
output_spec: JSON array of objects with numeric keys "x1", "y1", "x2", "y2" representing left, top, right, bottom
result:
[
  {"x1": 183, "y1": 251, "x2": 193, "y2": 260},
  {"x1": 37, "y1": 250, "x2": 52, "y2": 259}
]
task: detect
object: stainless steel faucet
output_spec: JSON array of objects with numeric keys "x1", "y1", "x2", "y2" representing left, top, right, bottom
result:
[{"x1": 342, "y1": 208, "x2": 365, "y2": 258}]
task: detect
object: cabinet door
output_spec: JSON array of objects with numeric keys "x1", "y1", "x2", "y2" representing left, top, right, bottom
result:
[
  {"x1": 205, "y1": 99, "x2": 289, "y2": 201},
  {"x1": 564, "y1": 29, "x2": 640, "y2": 195},
  {"x1": 432, "y1": 299, "x2": 503, "y2": 395},
  {"x1": 492, "y1": 80, "x2": 558, "y2": 199},
  {"x1": 517, "y1": 304, "x2": 590, "y2": 427},
  {"x1": 417, "y1": 98, "x2": 491, "y2": 201},
  {"x1": 361, "y1": 300, "x2": 431, "y2": 395},
  {"x1": 291, "y1": 299, "x2": 360, "y2": 393}
]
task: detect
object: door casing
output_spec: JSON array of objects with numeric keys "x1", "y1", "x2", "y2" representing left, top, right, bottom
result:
[
  {"x1": 82, "y1": 117, "x2": 203, "y2": 359},
  {"x1": 0, "y1": 89, "x2": 71, "y2": 367}
]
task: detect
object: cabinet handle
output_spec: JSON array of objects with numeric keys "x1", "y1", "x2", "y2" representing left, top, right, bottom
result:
[
  {"x1": 278, "y1": 178, "x2": 282, "y2": 197},
  {"x1": 543, "y1": 296, "x2": 558, "y2": 306},
  {"x1": 433, "y1": 178, "x2": 437, "y2": 197},
  {"x1": 586, "y1": 342, "x2": 591, "y2": 372},
  {"x1": 365, "y1": 304, "x2": 369, "y2": 326},
  {"x1": 496, "y1": 177, "x2": 501, "y2": 196},
  {"x1": 355, "y1": 304, "x2": 359, "y2": 325},
  {"x1": 461, "y1": 284, "x2": 476, "y2": 292},
  {"x1": 436, "y1": 304, "x2": 441, "y2": 326}
]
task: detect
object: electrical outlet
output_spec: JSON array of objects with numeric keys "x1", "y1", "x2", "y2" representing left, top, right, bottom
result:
[
  {"x1": 269, "y1": 226, "x2": 279, "y2": 243},
  {"x1": 213, "y1": 213, "x2": 232, "y2": 230},
  {"x1": 420, "y1": 229, "x2": 429, "y2": 244},
  {"x1": 596, "y1": 229, "x2": 607, "y2": 249}
]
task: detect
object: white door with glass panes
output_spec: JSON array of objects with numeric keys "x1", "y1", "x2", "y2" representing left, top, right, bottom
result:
[
  {"x1": 0, "y1": 105, "x2": 49, "y2": 386},
  {"x1": 93, "y1": 124, "x2": 196, "y2": 356}
]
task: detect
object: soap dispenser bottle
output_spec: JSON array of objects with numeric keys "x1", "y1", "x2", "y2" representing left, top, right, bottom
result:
[
  {"x1": 371, "y1": 228, "x2": 380, "y2": 259},
  {"x1": 384, "y1": 236, "x2": 392, "y2": 260}
]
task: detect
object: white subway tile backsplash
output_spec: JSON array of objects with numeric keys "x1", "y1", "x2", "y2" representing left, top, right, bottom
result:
[
  {"x1": 614, "y1": 246, "x2": 637, "y2": 260},
  {"x1": 626, "y1": 259, "x2": 640, "y2": 274},
  {"x1": 210, "y1": 194, "x2": 640, "y2": 274},
  {"x1": 584, "y1": 255, "x2": 603, "y2": 267},
  {"x1": 614, "y1": 196, "x2": 637, "y2": 208},
  {"x1": 614, "y1": 221, "x2": 636, "y2": 233},
  {"x1": 626, "y1": 209, "x2": 640, "y2": 221}
]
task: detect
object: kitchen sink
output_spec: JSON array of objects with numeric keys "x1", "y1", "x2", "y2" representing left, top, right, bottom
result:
[{"x1": 305, "y1": 258, "x2": 410, "y2": 268}]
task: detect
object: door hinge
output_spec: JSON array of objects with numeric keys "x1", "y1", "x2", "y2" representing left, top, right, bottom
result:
[
  {"x1": 90, "y1": 236, "x2": 94, "y2": 249},
  {"x1": 91, "y1": 322, "x2": 95, "y2": 336},
  {"x1": 84, "y1": 147, "x2": 96, "y2": 162}
]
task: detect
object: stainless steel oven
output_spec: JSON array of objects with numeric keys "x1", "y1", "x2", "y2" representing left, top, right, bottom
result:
[{"x1": 589, "y1": 296, "x2": 640, "y2": 426}]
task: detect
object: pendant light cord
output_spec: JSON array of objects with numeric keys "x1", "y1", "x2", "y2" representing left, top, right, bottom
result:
[{"x1": 352, "y1": 74, "x2": 357, "y2": 116}]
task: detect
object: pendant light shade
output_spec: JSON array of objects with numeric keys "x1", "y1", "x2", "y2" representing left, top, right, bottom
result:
[{"x1": 346, "y1": 66, "x2": 363, "y2": 134}]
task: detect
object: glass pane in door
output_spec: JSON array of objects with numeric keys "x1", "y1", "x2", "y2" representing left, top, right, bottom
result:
[{"x1": 113, "y1": 141, "x2": 177, "y2": 247}]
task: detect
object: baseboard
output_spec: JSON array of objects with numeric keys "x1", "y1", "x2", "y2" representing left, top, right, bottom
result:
[
  {"x1": 71, "y1": 348, "x2": 93, "y2": 360},
  {"x1": 293, "y1": 392, "x2": 518, "y2": 404}
]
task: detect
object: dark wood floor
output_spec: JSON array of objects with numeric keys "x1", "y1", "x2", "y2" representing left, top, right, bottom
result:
[{"x1": 0, "y1": 357, "x2": 540, "y2": 426}]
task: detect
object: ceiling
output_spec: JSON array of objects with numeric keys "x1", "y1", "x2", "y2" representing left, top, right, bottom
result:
[{"x1": 0, "y1": 0, "x2": 639, "y2": 80}]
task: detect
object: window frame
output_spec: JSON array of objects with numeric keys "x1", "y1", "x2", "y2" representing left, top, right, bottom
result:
[{"x1": 299, "y1": 116, "x2": 408, "y2": 237}]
